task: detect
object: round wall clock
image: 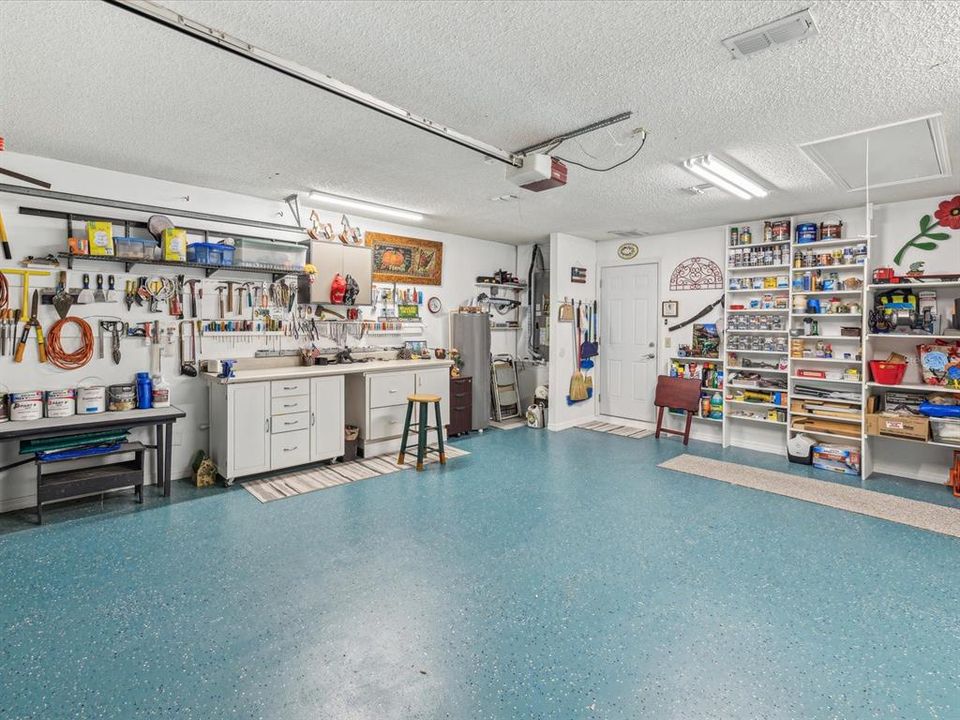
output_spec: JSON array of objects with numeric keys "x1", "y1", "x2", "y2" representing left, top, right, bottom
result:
[
  {"x1": 427, "y1": 296, "x2": 442, "y2": 314},
  {"x1": 617, "y1": 242, "x2": 639, "y2": 260}
]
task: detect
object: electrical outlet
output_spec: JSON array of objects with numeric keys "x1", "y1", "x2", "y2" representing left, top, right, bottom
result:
[
  {"x1": 664, "y1": 336, "x2": 672, "y2": 348},
  {"x1": 173, "y1": 430, "x2": 183, "y2": 447}
]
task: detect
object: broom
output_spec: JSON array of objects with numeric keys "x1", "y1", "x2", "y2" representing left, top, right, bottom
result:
[{"x1": 568, "y1": 307, "x2": 588, "y2": 402}]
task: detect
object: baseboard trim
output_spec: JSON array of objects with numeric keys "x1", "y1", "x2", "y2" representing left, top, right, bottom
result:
[{"x1": 549, "y1": 416, "x2": 598, "y2": 432}]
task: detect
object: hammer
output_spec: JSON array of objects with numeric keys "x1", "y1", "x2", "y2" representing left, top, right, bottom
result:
[
  {"x1": 183, "y1": 278, "x2": 201, "y2": 318},
  {"x1": 214, "y1": 285, "x2": 227, "y2": 319},
  {"x1": 226, "y1": 280, "x2": 236, "y2": 314},
  {"x1": 0, "y1": 268, "x2": 51, "y2": 321}
]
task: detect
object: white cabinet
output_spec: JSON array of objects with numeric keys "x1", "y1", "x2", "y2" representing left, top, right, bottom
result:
[
  {"x1": 310, "y1": 376, "x2": 345, "y2": 462},
  {"x1": 230, "y1": 382, "x2": 271, "y2": 477},
  {"x1": 345, "y1": 366, "x2": 450, "y2": 457}
]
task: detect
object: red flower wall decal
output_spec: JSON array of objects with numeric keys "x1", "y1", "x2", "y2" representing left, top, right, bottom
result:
[{"x1": 893, "y1": 194, "x2": 959, "y2": 266}]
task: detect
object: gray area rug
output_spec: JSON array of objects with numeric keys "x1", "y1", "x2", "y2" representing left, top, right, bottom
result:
[
  {"x1": 577, "y1": 420, "x2": 653, "y2": 439},
  {"x1": 659, "y1": 454, "x2": 960, "y2": 539},
  {"x1": 244, "y1": 446, "x2": 470, "y2": 503}
]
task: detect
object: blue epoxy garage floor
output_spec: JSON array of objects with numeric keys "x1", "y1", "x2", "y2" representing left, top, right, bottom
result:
[{"x1": 1, "y1": 428, "x2": 959, "y2": 719}]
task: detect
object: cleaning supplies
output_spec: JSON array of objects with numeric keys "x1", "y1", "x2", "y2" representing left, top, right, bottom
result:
[
  {"x1": 710, "y1": 392, "x2": 723, "y2": 419},
  {"x1": 136, "y1": 372, "x2": 153, "y2": 409},
  {"x1": 151, "y1": 374, "x2": 170, "y2": 408}
]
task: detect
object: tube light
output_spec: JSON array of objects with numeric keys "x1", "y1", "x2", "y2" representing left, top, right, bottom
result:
[
  {"x1": 699, "y1": 155, "x2": 768, "y2": 198},
  {"x1": 683, "y1": 159, "x2": 752, "y2": 200},
  {"x1": 309, "y1": 192, "x2": 424, "y2": 222}
]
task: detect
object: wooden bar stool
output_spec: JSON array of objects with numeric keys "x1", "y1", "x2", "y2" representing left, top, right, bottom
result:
[{"x1": 397, "y1": 394, "x2": 446, "y2": 471}]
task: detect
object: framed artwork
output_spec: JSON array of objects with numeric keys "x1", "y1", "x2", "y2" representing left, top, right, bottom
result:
[
  {"x1": 617, "y1": 242, "x2": 639, "y2": 260},
  {"x1": 661, "y1": 300, "x2": 679, "y2": 317},
  {"x1": 366, "y1": 232, "x2": 443, "y2": 285}
]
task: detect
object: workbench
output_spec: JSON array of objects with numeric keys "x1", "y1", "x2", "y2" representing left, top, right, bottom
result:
[{"x1": 0, "y1": 406, "x2": 186, "y2": 497}]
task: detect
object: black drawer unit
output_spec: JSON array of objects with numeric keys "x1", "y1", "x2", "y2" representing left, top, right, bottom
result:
[{"x1": 447, "y1": 376, "x2": 473, "y2": 437}]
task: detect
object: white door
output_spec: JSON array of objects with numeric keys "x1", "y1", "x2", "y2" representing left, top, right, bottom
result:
[
  {"x1": 230, "y1": 382, "x2": 271, "y2": 476},
  {"x1": 600, "y1": 263, "x2": 659, "y2": 422},
  {"x1": 310, "y1": 375, "x2": 345, "y2": 461}
]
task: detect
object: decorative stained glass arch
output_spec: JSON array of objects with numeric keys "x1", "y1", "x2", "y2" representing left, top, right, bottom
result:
[{"x1": 669, "y1": 257, "x2": 723, "y2": 291}]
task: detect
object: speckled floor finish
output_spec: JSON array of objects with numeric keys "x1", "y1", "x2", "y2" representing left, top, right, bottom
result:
[{"x1": 1, "y1": 428, "x2": 959, "y2": 719}]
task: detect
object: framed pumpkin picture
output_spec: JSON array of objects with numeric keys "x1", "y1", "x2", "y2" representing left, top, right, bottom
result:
[{"x1": 365, "y1": 232, "x2": 444, "y2": 285}]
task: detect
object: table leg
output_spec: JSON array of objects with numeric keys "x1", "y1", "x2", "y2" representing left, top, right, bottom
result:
[
  {"x1": 155, "y1": 424, "x2": 165, "y2": 493},
  {"x1": 163, "y1": 422, "x2": 173, "y2": 497}
]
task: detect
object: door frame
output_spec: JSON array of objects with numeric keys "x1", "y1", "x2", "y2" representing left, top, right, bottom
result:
[{"x1": 598, "y1": 259, "x2": 661, "y2": 422}]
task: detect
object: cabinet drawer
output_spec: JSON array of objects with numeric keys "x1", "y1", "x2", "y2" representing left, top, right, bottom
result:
[
  {"x1": 271, "y1": 379, "x2": 310, "y2": 398},
  {"x1": 271, "y1": 412, "x2": 310, "y2": 434},
  {"x1": 368, "y1": 405, "x2": 410, "y2": 440},
  {"x1": 369, "y1": 372, "x2": 413, "y2": 409},
  {"x1": 271, "y1": 395, "x2": 310, "y2": 415},
  {"x1": 270, "y1": 429, "x2": 310, "y2": 469}
]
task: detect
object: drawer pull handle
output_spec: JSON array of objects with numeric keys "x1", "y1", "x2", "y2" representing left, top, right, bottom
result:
[
  {"x1": 388, "y1": 389, "x2": 397, "y2": 393},
  {"x1": 264, "y1": 418, "x2": 270, "y2": 433},
  {"x1": 284, "y1": 446, "x2": 298, "y2": 452},
  {"x1": 284, "y1": 420, "x2": 297, "y2": 426},
  {"x1": 283, "y1": 403, "x2": 297, "y2": 408},
  {"x1": 282, "y1": 385, "x2": 297, "y2": 391}
]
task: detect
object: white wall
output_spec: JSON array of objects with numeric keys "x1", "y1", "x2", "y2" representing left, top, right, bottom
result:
[
  {"x1": 547, "y1": 233, "x2": 597, "y2": 429},
  {"x1": 0, "y1": 152, "x2": 517, "y2": 510}
]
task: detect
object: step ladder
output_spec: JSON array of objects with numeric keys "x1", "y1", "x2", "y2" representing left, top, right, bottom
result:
[{"x1": 491, "y1": 355, "x2": 521, "y2": 421}]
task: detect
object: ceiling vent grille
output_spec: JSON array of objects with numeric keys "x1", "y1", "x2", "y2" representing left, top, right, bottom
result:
[
  {"x1": 607, "y1": 229, "x2": 649, "y2": 238},
  {"x1": 722, "y1": 9, "x2": 819, "y2": 59},
  {"x1": 799, "y1": 114, "x2": 952, "y2": 192}
]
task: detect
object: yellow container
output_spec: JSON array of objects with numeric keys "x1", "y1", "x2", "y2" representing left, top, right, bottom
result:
[
  {"x1": 161, "y1": 228, "x2": 187, "y2": 262},
  {"x1": 86, "y1": 221, "x2": 114, "y2": 256}
]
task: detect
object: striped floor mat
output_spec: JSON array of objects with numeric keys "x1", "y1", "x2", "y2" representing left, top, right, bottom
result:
[
  {"x1": 577, "y1": 420, "x2": 653, "y2": 439},
  {"x1": 244, "y1": 446, "x2": 471, "y2": 503},
  {"x1": 659, "y1": 454, "x2": 960, "y2": 539}
]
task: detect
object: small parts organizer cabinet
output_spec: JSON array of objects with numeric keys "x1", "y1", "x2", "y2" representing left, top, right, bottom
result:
[
  {"x1": 346, "y1": 367, "x2": 450, "y2": 457},
  {"x1": 447, "y1": 376, "x2": 473, "y2": 436},
  {"x1": 208, "y1": 376, "x2": 345, "y2": 484},
  {"x1": 35, "y1": 443, "x2": 145, "y2": 524}
]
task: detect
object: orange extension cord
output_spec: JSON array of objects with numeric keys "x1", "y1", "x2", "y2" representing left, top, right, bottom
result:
[{"x1": 46, "y1": 316, "x2": 94, "y2": 370}]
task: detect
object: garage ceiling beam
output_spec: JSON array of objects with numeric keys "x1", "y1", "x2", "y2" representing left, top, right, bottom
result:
[{"x1": 102, "y1": 0, "x2": 523, "y2": 167}]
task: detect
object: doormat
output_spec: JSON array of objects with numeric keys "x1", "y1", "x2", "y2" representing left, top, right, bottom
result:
[
  {"x1": 659, "y1": 454, "x2": 960, "y2": 539},
  {"x1": 577, "y1": 420, "x2": 653, "y2": 439},
  {"x1": 243, "y1": 446, "x2": 471, "y2": 503},
  {"x1": 489, "y1": 418, "x2": 527, "y2": 430}
]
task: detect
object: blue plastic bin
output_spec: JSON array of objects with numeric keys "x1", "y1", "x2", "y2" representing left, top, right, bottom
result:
[{"x1": 187, "y1": 242, "x2": 234, "y2": 266}]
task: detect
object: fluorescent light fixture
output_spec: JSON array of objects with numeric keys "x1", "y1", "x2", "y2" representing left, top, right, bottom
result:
[
  {"x1": 308, "y1": 191, "x2": 424, "y2": 222},
  {"x1": 682, "y1": 155, "x2": 768, "y2": 199}
]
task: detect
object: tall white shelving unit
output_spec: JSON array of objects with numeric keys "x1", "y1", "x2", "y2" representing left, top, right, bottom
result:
[
  {"x1": 721, "y1": 218, "x2": 793, "y2": 453},
  {"x1": 786, "y1": 222, "x2": 870, "y2": 474}
]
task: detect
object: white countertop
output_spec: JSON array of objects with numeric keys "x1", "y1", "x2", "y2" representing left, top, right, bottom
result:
[{"x1": 204, "y1": 358, "x2": 454, "y2": 384}]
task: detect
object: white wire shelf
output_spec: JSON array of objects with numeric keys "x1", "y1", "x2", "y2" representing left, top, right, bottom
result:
[
  {"x1": 728, "y1": 414, "x2": 787, "y2": 426},
  {"x1": 728, "y1": 264, "x2": 791, "y2": 272},
  {"x1": 791, "y1": 264, "x2": 866, "y2": 272},
  {"x1": 792, "y1": 237, "x2": 871, "y2": 249},
  {"x1": 727, "y1": 366, "x2": 787, "y2": 374},
  {"x1": 790, "y1": 357, "x2": 862, "y2": 364},
  {"x1": 865, "y1": 382, "x2": 960, "y2": 395}
]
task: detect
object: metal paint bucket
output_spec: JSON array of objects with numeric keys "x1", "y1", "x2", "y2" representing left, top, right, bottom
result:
[
  {"x1": 9, "y1": 391, "x2": 44, "y2": 422},
  {"x1": 796, "y1": 223, "x2": 818, "y2": 244},
  {"x1": 45, "y1": 388, "x2": 77, "y2": 418},
  {"x1": 76, "y1": 385, "x2": 106, "y2": 415},
  {"x1": 108, "y1": 384, "x2": 136, "y2": 412}
]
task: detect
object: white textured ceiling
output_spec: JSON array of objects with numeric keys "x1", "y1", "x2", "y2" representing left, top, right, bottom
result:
[{"x1": 1, "y1": 0, "x2": 958, "y2": 244}]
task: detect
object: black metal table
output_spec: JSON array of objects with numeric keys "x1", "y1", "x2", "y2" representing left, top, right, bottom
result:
[{"x1": 0, "y1": 407, "x2": 186, "y2": 497}]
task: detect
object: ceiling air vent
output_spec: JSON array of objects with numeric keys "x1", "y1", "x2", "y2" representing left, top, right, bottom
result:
[
  {"x1": 722, "y1": 9, "x2": 818, "y2": 59},
  {"x1": 799, "y1": 114, "x2": 952, "y2": 192},
  {"x1": 607, "y1": 229, "x2": 649, "y2": 238}
]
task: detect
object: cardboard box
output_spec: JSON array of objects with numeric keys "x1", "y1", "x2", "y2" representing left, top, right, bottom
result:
[
  {"x1": 812, "y1": 444, "x2": 861, "y2": 475},
  {"x1": 865, "y1": 413, "x2": 929, "y2": 441}
]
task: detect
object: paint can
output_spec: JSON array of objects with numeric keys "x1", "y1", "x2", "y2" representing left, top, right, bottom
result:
[
  {"x1": 9, "y1": 391, "x2": 44, "y2": 422},
  {"x1": 76, "y1": 385, "x2": 106, "y2": 415},
  {"x1": 45, "y1": 388, "x2": 76, "y2": 418},
  {"x1": 108, "y1": 383, "x2": 136, "y2": 412},
  {"x1": 796, "y1": 223, "x2": 818, "y2": 244}
]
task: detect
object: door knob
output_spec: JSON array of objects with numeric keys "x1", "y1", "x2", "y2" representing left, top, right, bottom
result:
[{"x1": 644, "y1": 353, "x2": 656, "y2": 359}]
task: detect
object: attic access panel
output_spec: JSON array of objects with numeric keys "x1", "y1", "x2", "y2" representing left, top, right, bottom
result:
[{"x1": 799, "y1": 114, "x2": 951, "y2": 192}]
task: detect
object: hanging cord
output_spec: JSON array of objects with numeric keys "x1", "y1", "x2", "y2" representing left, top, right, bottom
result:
[
  {"x1": 552, "y1": 130, "x2": 647, "y2": 173},
  {"x1": 46, "y1": 316, "x2": 95, "y2": 370}
]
